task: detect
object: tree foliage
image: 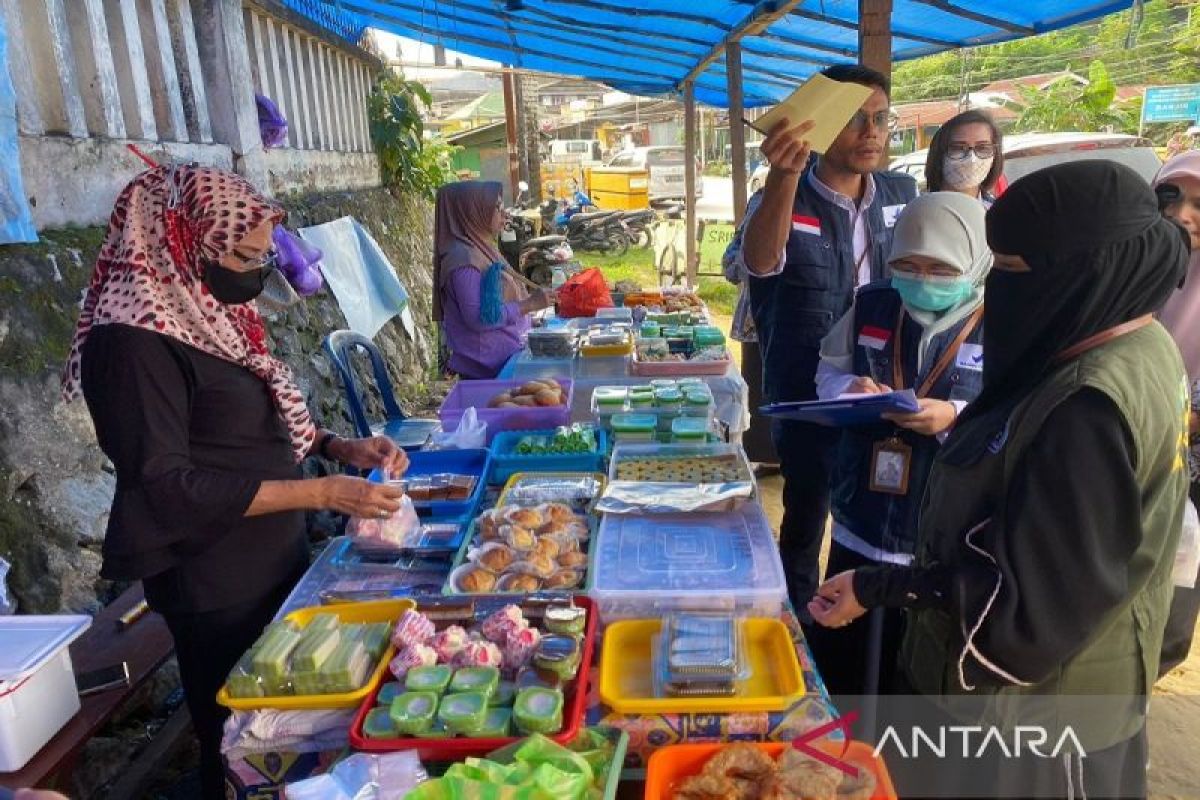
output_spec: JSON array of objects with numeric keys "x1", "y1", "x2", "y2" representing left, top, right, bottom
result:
[
  {"x1": 1009, "y1": 61, "x2": 1142, "y2": 134},
  {"x1": 369, "y1": 73, "x2": 458, "y2": 198},
  {"x1": 892, "y1": 0, "x2": 1200, "y2": 111}
]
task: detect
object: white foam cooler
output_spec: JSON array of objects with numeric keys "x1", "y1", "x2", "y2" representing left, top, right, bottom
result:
[{"x1": 0, "y1": 614, "x2": 91, "y2": 772}]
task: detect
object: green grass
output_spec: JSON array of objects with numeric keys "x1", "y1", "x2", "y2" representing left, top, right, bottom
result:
[{"x1": 575, "y1": 247, "x2": 737, "y2": 318}]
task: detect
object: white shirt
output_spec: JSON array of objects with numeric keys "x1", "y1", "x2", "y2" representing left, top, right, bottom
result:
[{"x1": 737, "y1": 171, "x2": 878, "y2": 285}]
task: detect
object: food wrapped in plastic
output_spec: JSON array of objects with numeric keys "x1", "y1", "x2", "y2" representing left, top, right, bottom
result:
[
  {"x1": 346, "y1": 495, "x2": 421, "y2": 554},
  {"x1": 391, "y1": 609, "x2": 436, "y2": 650},
  {"x1": 501, "y1": 625, "x2": 542, "y2": 673},
  {"x1": 475, "y1": 542, "x2": 517, "y2": 573},
  {"x1": 481, "y1": 604, "x2": 527, "y2": 644},
  {"x1": 510, "y1": 553, "x2": 558, "y2": 580},
  {"x1": 499, "y1": 474, "x2": 605, "y2": 508},
  {"x1": 431, "y1": 625, "x2": 470, "y2": 662},
  {"x1": 389, "y1": 643, "x2": 438, "y2": 679},
  {"x1": 501, "y1": 524, "x2": 538, "y2": 553},
  {"x1": 452, "y1": 640, "x2": 503, "y2": 668}
]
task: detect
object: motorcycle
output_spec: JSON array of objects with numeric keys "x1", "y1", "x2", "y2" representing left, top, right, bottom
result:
[
  {"x1": 500, "y1": 181, "x2": 578, "y2": 286},
  {"x1": 617, "y1": 208, "x2": 656, "y2": 249},
  {"x1": 542, "y1": 187, "x2": 632, "y2": 255}
]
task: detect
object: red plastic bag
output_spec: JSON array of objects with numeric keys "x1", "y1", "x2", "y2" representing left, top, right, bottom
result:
[{"x1": 556, "y1": 268, "x2": 614, "y2": 318}]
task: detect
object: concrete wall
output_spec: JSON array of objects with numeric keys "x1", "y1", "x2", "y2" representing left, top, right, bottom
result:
[
  {"x1": 18, "y1": 135, "x2": 234, "y2": 229},
  {"x1": 263, "y1": 148, "x2": 379, "y2": 195}
]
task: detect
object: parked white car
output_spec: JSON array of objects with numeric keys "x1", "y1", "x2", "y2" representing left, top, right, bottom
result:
[
  {"x1": 607, "y1": 146, "x2": 704, "y2": 202},
  {"x1": 889, "y1": 132, "x2": 1162, "y2": 191}
]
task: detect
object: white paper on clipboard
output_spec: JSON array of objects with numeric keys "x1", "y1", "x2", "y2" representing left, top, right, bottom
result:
[{"x1": 751, "y1": 75, "x2": 873, "y2": 153}]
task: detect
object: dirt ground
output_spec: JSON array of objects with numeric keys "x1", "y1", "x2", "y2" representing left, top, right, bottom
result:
[{"x1": 713, "y1": 313, "x2": 1200, "y2": 798}]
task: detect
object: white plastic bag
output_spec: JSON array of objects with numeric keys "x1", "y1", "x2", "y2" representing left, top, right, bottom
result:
[
  {"x1": 1174, "y1": 498, "x2": 1200, "y2": 589},
  {"x1": 427, "y1": 407, "x2": 487, "y2": 450},
  {"x1": 285, "y1": 751, "x2": 427, "y2": 800},
  {"x1": 0, "y1": 557, "x2": 14, "y2": 614}
]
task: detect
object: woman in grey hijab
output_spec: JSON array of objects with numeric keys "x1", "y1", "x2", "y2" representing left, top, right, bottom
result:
[{"x1": 806, "y1": 191, "x2": 992, "y2": 695}]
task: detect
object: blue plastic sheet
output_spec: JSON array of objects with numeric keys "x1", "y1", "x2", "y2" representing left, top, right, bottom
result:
[
  {"x1": 0, "y1": 9, "x2": 37, "y2": 244},
  {"x1": 299, "y1": 216, "x2": 414, "y2": 339},
  {"x1": 287, "y1": 0, "x2": 1132, "y2": 106}
]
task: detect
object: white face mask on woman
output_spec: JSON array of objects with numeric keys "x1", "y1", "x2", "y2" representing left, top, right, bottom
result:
[{"x1": 943, "y1": 152, "x2": 994, "y2": 191}]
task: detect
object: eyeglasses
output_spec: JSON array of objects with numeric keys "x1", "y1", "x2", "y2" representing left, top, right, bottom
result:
[
  {"x1": 234, "y1": 248, "x2": 278, "y2": 273},
  {"x1": 946, "y1": 143, "x2": 996, "y2": 160},
  {"x1": 846, "y1": 110, "x2": 890, "y2": 132}
]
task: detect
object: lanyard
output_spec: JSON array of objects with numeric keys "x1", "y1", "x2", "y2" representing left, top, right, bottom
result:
[
  {"x1": 892, "y1": 305, "x2": 984, "y2": 398},
  {"x1": 1054, "y1": 315, "x2": 1154, "y2": 363}
]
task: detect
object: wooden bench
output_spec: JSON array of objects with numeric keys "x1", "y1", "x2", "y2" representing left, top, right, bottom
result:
[{"x1": 0, "y1": 585, "x2": 178, "y2": 793}]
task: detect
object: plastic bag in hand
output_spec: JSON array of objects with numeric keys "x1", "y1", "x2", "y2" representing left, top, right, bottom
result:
[
  {"x1": 347, "y1": 495, "x2": 420, "y2": 554},
  {"x1": 1174, "y1": 498, "x2": 1200, "y2": 589}
]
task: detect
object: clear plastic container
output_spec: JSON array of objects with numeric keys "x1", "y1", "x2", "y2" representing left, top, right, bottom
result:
[
  {"x1": 576, "y1": 355, "x2": 630, "y2": 378},
  {"x1": 611, "y1": 413, "x2": 657, "y2": 443},
  {"x1": 526, "y1": 329, "x2": 577, "y2": 359},
  {"x1": 587, "y1": 504, "x2": 786, "y2": 622},
  {"x1": 509, "y1": 351, "x2": 575, "y2": 382},
  {"x1": 670, "y1": 417, "x2": 710, "y2": 443},
  {"x1": 596, "y1": 307, "x2": 634, "y2": 322}
]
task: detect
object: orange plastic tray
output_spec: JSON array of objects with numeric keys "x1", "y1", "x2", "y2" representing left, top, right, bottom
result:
[{"x1": 644, "y1": 741, "x2": 897, "y2": 800}]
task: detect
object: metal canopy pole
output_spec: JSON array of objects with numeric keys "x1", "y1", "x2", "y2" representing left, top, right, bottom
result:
[
  {"x1": 859, "y1": 0, "x2": 894, "y2": 82},
  {"x1": 684, "y1": 80, "x2": 698, "y2": 288},
  {"x1": 727, "y1": 42, "x2": 748, "y2": 226},
  {"x1": 502, "y1": 68, "x2": 521, "y2": 200}
]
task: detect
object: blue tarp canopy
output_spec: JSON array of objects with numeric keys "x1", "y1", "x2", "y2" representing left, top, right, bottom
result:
[{"x1": 309, "y1": 0, "x2": 1134, "y2": 106}]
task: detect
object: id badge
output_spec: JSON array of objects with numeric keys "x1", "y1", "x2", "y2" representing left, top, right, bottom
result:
[{"x1": 870, "y1": 436, "x2": 912, "y2": 496}]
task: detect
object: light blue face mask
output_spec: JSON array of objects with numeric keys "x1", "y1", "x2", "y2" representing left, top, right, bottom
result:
[{"x1": 891, "y1": 273, "x2": 973, "y2": 312}]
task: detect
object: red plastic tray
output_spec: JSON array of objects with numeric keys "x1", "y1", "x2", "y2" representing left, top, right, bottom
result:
[{"x1": 349, "y1": 595, "x2": 597, "y2": 759}]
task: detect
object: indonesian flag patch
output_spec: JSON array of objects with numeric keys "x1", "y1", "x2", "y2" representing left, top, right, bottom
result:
[
  {"x1": 791, "y1": 214, "x2": 821, "y2": 236},
  {"x1": 858, "y1": 325, "x2": 891, "y2": 350}
]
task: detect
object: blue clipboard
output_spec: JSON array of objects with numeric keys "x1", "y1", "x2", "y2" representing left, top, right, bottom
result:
[{"x1": 760, "y1": 389, "x2": 920, "y2": 426}]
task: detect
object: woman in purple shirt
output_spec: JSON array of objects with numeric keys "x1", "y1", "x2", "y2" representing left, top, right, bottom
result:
[{"x1": 433, "y1": 181, "x2": 555, "y2": 378}]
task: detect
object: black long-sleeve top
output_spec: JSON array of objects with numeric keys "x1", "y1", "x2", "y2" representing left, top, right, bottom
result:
[
  {"x1": 81, "y1": 323, "x2": 309, "y2": 614},
  {"x1": 854, "y1": 389, "x2": 1141, "y2": 687}
]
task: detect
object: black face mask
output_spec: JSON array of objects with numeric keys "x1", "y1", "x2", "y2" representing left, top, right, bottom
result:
[{"x1": 203, "y1": 260, "x2": 270, "y2": 304}]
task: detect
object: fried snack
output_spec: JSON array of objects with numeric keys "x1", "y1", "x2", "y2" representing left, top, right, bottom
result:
[
  {"x1": 533, "y1": 536, "x2": 561, "y2": 561},
  {"x1": 534, "y1": 388, "x2": 562, "y2": 406},
  {"x1": 836, "y1": 768, "x2": 876, "y2": 800},
  {"x1": 558, "y1": 550, "x2": 589, "y2": 569},
  {"x1": 459, "y1": 568, "x2": 497, "y2": 593},
  {"x1": 775, "y1": 747, "x2": 843, "y2": 800},
  {"x1": 505, "y1": 507, "x2": 544, "y2": 529},
  {"x1": 704, "y1": 743, "x2": 778, "y2": 799},
  {"x1": 543, "y1": 569, "x2": 582, "y2": 589},
  {"x1": 477, "y1": 544, "x2": 515, "y2": 572},
  {"x1": 477, "y1": 510, "x2": 503, "y2": 541},
  {"x1": 673, "y1": 774, "x2": 739, "y2": 800},
  {"x1": 502, "y1": 524, "x2": 537, "y2": 552},
  {"x1": 498, "y1": 573, "x2": 541, "y2": 592},
  {"x1": 541, "y1": 502, "x2": 578, "y2": 526}
]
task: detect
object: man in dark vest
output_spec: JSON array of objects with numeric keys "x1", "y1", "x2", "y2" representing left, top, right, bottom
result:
[{"x1": 729, "y1": 64, "x2": 917, "y2": 613}]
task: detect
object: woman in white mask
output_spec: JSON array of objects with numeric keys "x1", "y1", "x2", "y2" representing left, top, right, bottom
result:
[{"x1": 924, "y1": 110, "x2": 1004, "y2": 206}]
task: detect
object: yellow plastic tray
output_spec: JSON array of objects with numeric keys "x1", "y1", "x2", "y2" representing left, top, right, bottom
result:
[
  {"x1": 579, "y1": 332, "x2": 634, "y2": 357},
  {"x1": 496, "y1": 471, "x2": 607, "y2": 508},
  {"x1": 216, "y1": 598, "x2": 414, "y2": 711},
  {"x1": 599, "y1": 617, "x2": 805, "y2": 714}
]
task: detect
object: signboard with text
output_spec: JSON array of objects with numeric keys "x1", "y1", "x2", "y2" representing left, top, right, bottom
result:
[{"x1": 1142, "y1": 84, "x2": 1200, "y2": 124}]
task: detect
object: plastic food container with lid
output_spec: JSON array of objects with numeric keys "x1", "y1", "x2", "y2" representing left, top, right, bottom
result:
[
  {"x1": 0, "y1": 615, "x2": 92, "y2": 771},
  {"x1": 587, "y1": 504, "x2": 786, "y2": 623},
  {"x1": 670, "y1": 417, "x2": 710, "y2": 443},
  {"x1": 526, "y1": 329, "x2": 577, "y2": 359},
  {"x1": 610, "y1": 413, "x2": 657, "y2": 443}
]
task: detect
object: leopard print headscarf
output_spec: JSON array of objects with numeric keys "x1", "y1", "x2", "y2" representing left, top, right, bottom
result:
[{"x1": 62, "y1": 165, "x2": 317, "y2": 462}]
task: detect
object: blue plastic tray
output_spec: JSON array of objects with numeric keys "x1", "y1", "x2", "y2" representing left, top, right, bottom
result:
[
  {"x1": 369, "y1": 448, "x2": 490, "y2": 519},
  {"x1": 488, "y1": 427, "x2": 608, "y2": 485}
]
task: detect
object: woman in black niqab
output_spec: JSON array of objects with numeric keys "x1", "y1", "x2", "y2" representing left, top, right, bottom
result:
[{"x1": 941, "y1": 159, "x2": 1189, "y2": 465}]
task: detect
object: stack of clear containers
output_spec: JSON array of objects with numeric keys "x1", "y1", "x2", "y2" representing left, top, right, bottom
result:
[{"x1": 587, "y1": 503, "x2": 786, "y2": 623}]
